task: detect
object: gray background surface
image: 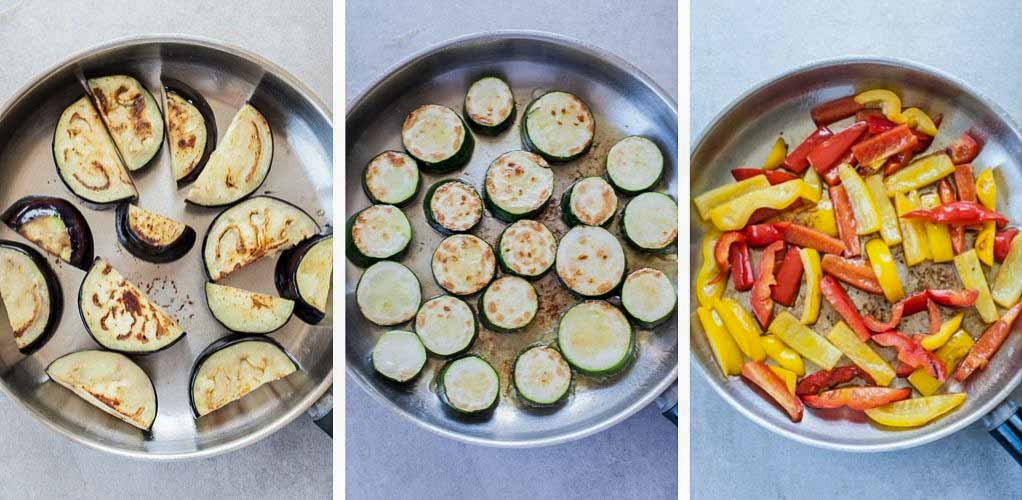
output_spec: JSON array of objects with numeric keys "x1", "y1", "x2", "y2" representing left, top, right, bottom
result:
[
  {"x1": 345, "y1": 1, "x2": 678, "y2": 499},
  {"x1": 693, "y1": 1, "x2": 1022, "y2": 499},
  {"x1": 0, "y1": 1, "x2": 332, "y2": 498}
]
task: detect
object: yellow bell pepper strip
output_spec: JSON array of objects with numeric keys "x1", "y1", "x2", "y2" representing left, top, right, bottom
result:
[
  {"x1": 696, "y1": 231, "x2": 725, "y2": 307},
  {"x1": 799, "y1": 248, "x2": 822, "y2": 325},
  {"x1": 975, "y1": 223, "x2": 996, "y2": 267},
  {"x1": 803, "y1": 167, "x2": 822, "y2": 197},
  {"x1": 865, "y1": 239, "x2": 905, "y2": 303},
  {"x1": 768, "y1": 365, "x2": 798, "y2": 395},
  {"x1": 908, "y1": 330, "x2": 974, "y2": 396},
  {"x1": 696, "y1": 306, "x2": 744, "y2": 377},
  {"x1": 895, "y1": 191, "x2": 930, "y2": 266},
  {"x1": 864, "y1": 393, "x2": 967, "y2": 427},
  {"x1": 920, "y1": 193, "x2": 954, "y2": 263},
  {"x1": 825, "y1": 321, "x2": 896, "y2": 386},
  {"x1": 713, "y1": 297, "x2": 766, "y2": 361},
  {"x1": 900, "y1": 108, "x2": 938, "y2": 136},
  {"x1": 767, "y1": 311, "x2": 842, "y2": 370},
  {"x1": 991, "y1": 233, "x2": 1022, "y2": 308},
  {"x1": 762, "y1": 335, "x2": 805, "y2": 376},
  {"x1": 694, "y1": 175, "x2": 771, "y2": 220},
  {"x1": 763, "y1": 137, "x2": 788, "y2": 170},
  {"x1": 796, "y1": 197, "x2": 839, "y2": 237},
  {"x1": 837, "y1": 164, "x2": 882, "y2": 235},
  {"x1": 884, "y1": 153, "x2": 955, "y2": 196},
  {"x1": 865, "y1": 174, "x2": 902, "y2": 246},
  {"x1": 975, "y1": 168, "x2": 997, "y2": 209},
  {"x1": 708, "y1": 179, "x2": 821, "y2": 231},
  {"x1": 919, "y1": 312, "x2": 965, "y2": 351},
  {"x1": 854, "y1": 89, "x2": 904, "y2": 123},
  {"x1": 953, "y1": 249, "x2": 999, "y2": 323}
]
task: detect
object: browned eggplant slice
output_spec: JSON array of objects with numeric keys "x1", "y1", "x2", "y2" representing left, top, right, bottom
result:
[
  {"x1": 115, "y1": 204, "x2": 196, "y2": 263},
  {"x1": 275, "y1": 233, "x2": 332, "y2": 324},
  {"x1": 162, "y1": 79, "x2": 217, "y2": 185},
  {"x1": 87, "y1": 75, "x2": 165, "y2": 171},
  {"x1": 47, "y1": 350, "x2": 157, "y2": 432},
  {"x1": 186, "y1": 104, "x2": 273, "y2": 207},
  {"x1": 189, "y1": 334, "x2": 298, "y2": 417},
  {"x1": 52, "y1": 96, "x2": 137, "y2": 207},
  {"x1": 1, "y1": 195, "x2": 94, "y2": 270},
  {"x1": 0, "y1": 240, "x2": 61, "y2": 354}
]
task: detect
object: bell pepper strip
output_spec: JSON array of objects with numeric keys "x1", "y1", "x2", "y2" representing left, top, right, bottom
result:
[
  {"x1": 796, "y1": 198, "x2": 840, "y2": 238},
  {"x1": 882, "y1": 150, "x2": 914, "y2": 176},
  {"x1": 894, "y1": 191, "x2": 930, "y2": 266},
  {"x1": 783, "y1": 126, "x2": 833, "y2": 173},
  {"x1": 774, "y1": 221, "x2": 845, "y2": 255},
  {"x1": 762, "y1": 137, "x2": 788, "y2": 170},
  {"x1": 851, "y1": 124, "x2": 918, "y2": 169},
  {"x1": 864, "y1": 393, "x2": 966, "y2": 428},
  {"x1": 865, "y1": 239, "x2": 905, "y2": 302},
  {"x1": 925, "y1": 299, "x2": 942, "y2": 337},
  {"x1": 995, "y1": 229, "x2": 1018, "y2": 262},
  {"x1": 871, "y1": 331, "x2": 946, "y2": 382},
  {"x1": 822, "y1": 165, "x2": 842, "y2": 186},
  {"x1": 769, "y1": 366, "x2": 798, "y2": 394},
  {"x1": 694, "y1": 175, "x2": 771, "y2": 220},
  {"x1": 713, "y1": 231, "x2": 746, "y2": 279},
  {"x1": 953, "y1": 164, "x2": 977, "y2": 202},
  {"x1": 919, "y1": 193, "x2": 954, "y2": 263},
  {"x1": 819, "y1": 275, "x2": 873, "y2": 341},
  {"x1": 767, "y1": 311, "x2": 843, "y2": 370},
  {"x1": 894, "y1": 362, "x2": 916, "y2": 378},
  {"x1": 900, "y1": 108, "x2": 938, "y2": 136},
  {"x1": 829, "y1": 186, "x2": 860, "y2": 257},
  {"x1": 808, "y1": 122, "x2": 868, "y2": 174},
  {"x1": 713, "y1": 297, "x2": 766, "y2": 361},
  {"x1": 709, "y1": 180, "x2": 821, "y2": 231},
  {"x1": 883, "y1": 153, "x2": 955, "y2": 196},
  {"x1": 799, "y1": 248, "x2": 822, "y2": 325},
  {"x1": 953, "y1": 249, "x2": 999, "y2": 323},
  {"x1": 696, "y1": 232, "x2": 726, "y2": 307},
  {"x1": 729, "y1": 241, "x2": 755, "y2": 292},
  {"x1": 802, "y1": 386, "x2": 911, "y2": 411},
  {"x1": 991, "y1": 233, "x2": 1022, "y2": 308},
  {"x1": 821, "y1": 254, "x2": 883, "y2": 295},
  {"x1": 751, "y1": 241, "x2": 785, "y2": 328},
  {"x1": 937, "y1": 179, "x2": 966, "y2": 255},
  {"x1": 902, "y1": 200, "x2": 1008, "y2": 226},
  {"x1": 928, "y1": 288, "x2": 980, "y2": 308},
  {"x1": 854, "y1": 89, "x2": 903, "y2": 123},
  {"x1": 865, "y1": 175, "x2": 902, "y2": 246},
  {"x1": 975, "y1": 167, "x2": 996, "y2": 210},
  {"x1": 803, "y1": 167, "x2": 822, "y2": 197},
  {"x1": 741, "y1": 361, "x2": 804, "y2": 422},
  {"x1": 863, "y1": 289, "x2": 978, "y2": 332},
  {"x1": 795, "y1": 365, "x2": 876, "y2": 396},
  {"x1": 771, "y1": 247, "x2": 804, "y2": 307},
  {"x1": 947, "y1": 132, "x2": 980, "y2": 165},
  {"x1": 857, "y1": 108, "x2": 897, "y2": 135},
  {"x1": 975, "y1": 223, "x2": 996, "y2": 267},
  {"x1": 837, "y1": 164, "x2": 882, "y2": 235},
  {"x1": 826, "y1": 321, "x2": 897, "y2": 386},
  {"x1": 696, "y1": 306, "x2": 744, "y2": 377},
  {"x1": 953, "y1": 302, "x2": 1022, "y2": 382},
  {"x1": 919, "y1": 312, "x2": 964, "y2": 351},
  {"x1": 762, "y1": 334, "x2": 805, "y2": 376},
  {"x1": 909, "y1": 330, "x2": 974, "y2": 396},
  {"x1": 731, "y1": 167, "x2": 799, "y2": 185},
  {"x1": 811, "y1": 95, "x2": 864, "y2": 126},
  {"x1": 743, "y1": 223, "x2": 783, "y2": 248},
  {"x1": 912, "y1": 113, "x2": 942, "y2": 152}
]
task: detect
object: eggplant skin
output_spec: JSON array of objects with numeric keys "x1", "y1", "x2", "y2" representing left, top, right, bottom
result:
[
  {"x1": 1, "y1": 195, "x2": 94, "y2": 270},
  {"x1": 114, "y1": 204, "x2": 196, "y2": 263},
  {"x1": 162, "y1": 79, "x2": 217, "y2": 186},
  {"x1": 0, "y1": 240, "x2": 62, "y2": 355},
  {"x1": 276, "y1": 233, "x2": 331, "y2": 324},
  {"x1": 188, "y1": 334, "x2": 299, "y2": 418}
]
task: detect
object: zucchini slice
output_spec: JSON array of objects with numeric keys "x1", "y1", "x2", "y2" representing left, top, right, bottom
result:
[
  {"x1": 78, "y1": 258, "x2": 185, "y2": 354},
  {"x1": 513, "y1": 345, "x2": 572, "y2": 405},
  {"x1": 561, "y1": 176, "x2": 618, "y2": 227},
  {"x1": 463, "y1": 76, "x2": 515, "y2": 134},
  {"x1": 557, "y1": 301, "x2": 633, "y2": 376},
  {"x1": 621, "y1": 268, "x2": 677, "y2": 328},
  {"x1": 47, "y1": 350, "x2": 157, "y2": 432},
  {"x1": 362, "y1": 151, "x2": 420, "y2": 206},
  {"x1": 0, "y1": 241, "x2": 61, "y2": 353},
  {"x1": 205, "y1": 282, "x2": 294, "y2": 334},
  {"x1": 372, "y1": 330, "x2": 427, "y2": 383},
  {"x1": 431, "y1": 234, "x2": 496, "y2": 296},
  {"x1": 52, "y1": 96, "x2": 137, "y2": 206},
  {"x1": 555, "y1": 225, "x2": 626, "y2": 298},
  {"x1": 496, "y1": 220, "x2": 557, "y2": 280},
  {"x1": 163, "y1": 81, "x2": 216, "y2": 185},
  {"x1": 186, "y1": 104, "x2": 273, "y2": 207},
  {"x1": 414, "y1": 295, "x2": 477, "y2": 357},
  {"x1": 346, "y1": 205, "x2": 412, "y2": 267},
  {"x1": 1, "y1": 195, "x2": 94, "y2": 270},
  {"x1": 87, "y1": 75, "x2": 164, "y2": 171},
  {"x1": 423, "y1": 179, "x2": 483, "y2": 234},
  {"x1": 439, "y1": 355, "x2": 499, "y2": 414},
  {"x1": 356, "y1": 261, "x2": 421, "y2": 326},
  {"x1": 276, "y1": 234, "x2": 333, "y2": 325},
  {"x1": 189, "y1": 335, "x2": 298, "y2": 417},
  {"x1": 483, "y1": 150, "x2": 554, "y2": 222},
  {"x1": 115, "y1": 204, "x2": 196, "y2": 263},
  {"x1": 622, "y1": 192, "x2": 678, "y2": 252},
  {"x1": 478, "y1": 276, "x2": 538, "y2": 332},
  {"x1": 202, "y1": 196, "x2": 319, "y2": 282},
  {"x1": 521, "y1": 91, "x2": 595, "y2": 162},
  {"x1": 401, "y1": 104, "x2": 474, "y2": 172},
  {"x1": 606, "y1": 136, "x2": 664, "y2": 194}
]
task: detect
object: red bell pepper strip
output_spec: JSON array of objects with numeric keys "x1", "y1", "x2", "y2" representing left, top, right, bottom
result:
[
  {"x1": 871, "y1": 331, "x2": 947, "y2": 382},
  {"x1": 864, "y1": 289, "x2": 978, "y2": 332},
  {"x1": 802, "y1": 386, "x2": 912, "y2": 410},
  {"x1": 928, "y1": 288, "x2": 980, "y2": 308},
  {"x1": 714, "y1": 231, "x2": 746, "y2": 272},
  {"x1": 851, "y1": 124, "x2": 918, "y2": 168},
  {"x1": 751, "y1": 241, "x2": 784, "y2": 328},
  {"x1": 926, "y1": 299, "x2": 941, "y2": 337},
  {"x1": 820, "y1": 275, "x2": 873, "y2": 341},
  {"x1": 902, "y1": 201, "x2": 1008, "y2": 226},
  {"x1": 808, "y1": 122, "x2": 868, "y2": 174},
  {"x1": 821, "y1": 254, "x2": 884, "y2": 295},
  {"x1": 882, "y1": 150, "x2": 914, "y2": 176},
  {"x1": 822, "y1": 165, "x2": 842, "y2": 186},
  {"x1": 995, "y1": 229, "x2": 1018, "y2": 262},
  {"x1": 744, "y1": 223, "x2": 784, "y2": 247},
  {"x1": 954, "y1": 303, "x2": 1022, "y2": 382},
  {"x1": 856, "y1": 109, "x2": 897, "y2": 135},
  {"x1": 795, "y1": 365, "x2": 877, "y2": 396},
  {"x1": 742, "y1": 360, "x2": 804, "y2": 422},
  {"x1": 774, "y1": 221, "x2": 846, "y2": 255},
  {"x1": 729, "y1": 241, "x2": 754, "y2": 291},
  {"x1": 953, "y1": 163, "x2": 977, "y2": 202},
  {"x1": 947, "y1": 132, "x2": 980, "y2": 165},
  {"x1": 938, "y1": 179, "x2": 966, "y2": 254},
  {"x1": 771, "y1": 247, "x2": 804, "y2": 307},
  {"x1": 783, "y1": 126, "x2": 833, "y2": 174},
  {"x1": 731, "y1": 167, "x2": 800, "y2": 185},
  {"x1": 830, "y1": 185, "x2": 860, "y2": 257},
  {"x1": 894, "y1": 362, "x2": 916, "y2": 378},
  {"x1": 812, "y1": 96, "x2": 864, "y2": 126}
]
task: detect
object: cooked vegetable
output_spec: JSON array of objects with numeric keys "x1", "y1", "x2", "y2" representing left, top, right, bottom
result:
[
  {"x1": 622, "y1": 192, "x2": 678, "y2": 251},
  {"x1": 953, "y1": 249, "x2": 998, "y2": 323},
  {"x1": 88, "y1": 75, "x2": 164, "y2": 171},
  {"x1": 53, "y1": 96, "x2": 137, "y2": 206},
  {"x1": 829, "y1": 185, "x2": 859, "y2": 257},
  {"x1": 821, "y1": 254, "x2": 883, "y2": 295},
  {"x1": 938, "y1": 180, "x2": 966, "y2": 254},
  {"x1": 820, "y1": 276, "x2": 872, "y2": 341},
  {"x1": 275, "y1": 233, "x2": 333, "y2": 325},
  {"x1": 750, "y1": 241, "x2": 784, "y2": 328},
  {"x1": 799, "y1": 248, "x2": 822, "y2": 324},
  {"x1": 741, "y1": 360, "x2": 803, "y2": 422},
  {"x1": 808, "y1": 122, "x2": 866, "y2": 174},
  {"x1": 496, "y1": 220, "x2": 557, "y2": 280},
  {"x1": 186, "y1": 104, "x2": 273, "y2": 207},
  {"x1": 767, "y1": 311, "x2": 842, "y2": 369},
  {"x1": 163, "y1": 80, "x2": 216, "y2": 184},
  {"x1": 621, "y1": 268, "x2": 676, "y2": 329},
  {"x1": 803, "y1": 387, "x2": 911, "y2": 411},
  {"x1": 693, "y1": 175, "x2": 770, "y2": 220},
  {"x1": 865, "y1": 175, "x2": 902, "y2": 246},
  {"x1": 372, "y1": 330, "x2": 427, "y2": 383},
  {"x1": 947, "y1": 132, "x2": 980, "y2": 164},
  {"x1": 431, "y1": 234, "x2": 495, "y2": 296},
  {"x1": 909, "y1": 330, "x2": 973, "y2": 396},
  {"x1": 761, "y1": 335, "x2": 805, "y2": 376},
  {"x1": 796, "y1": 365, "x2": 875, "y2": 396},
  {"x1": 770, "y1": 246, "x2": 804, "y2": 307},
  {"x1": 561, "y1": 177, "x2": 618, "y2": 227},
  {"x1": 883, "y1": 153, "x2": 954, "y2": 196},
  {"x1": 47, "y1": 350, "x2": 157, "y2": 431},
  {"x1": 837, "y1": 164, "x2": 881, "y2": 234},
  {"x1": 775, "y1": 221, "x2": 845, "y2": 255},
  {"x1": 521, "y1": 91, "x2": 594, "y2": 162},
  {"x1": 991, "y1": 233, "x2": 1022, "y2": 308},
  {"x1": 513, "y1": 345, "x2": 572, "y2": 405},
  {"x1": 557, "y1": 301, "x2": 632, "y2": 376},
  {"x1": 483, "y1": 150, "x2": 553, "y2": 222},
  {"x1": 919, "y1": 193, "x2": 954, "y2": 263},
  {"x1": 864, "y1": 393, "x2": 966, "y2": 427},
  {"x1": 762, "y1": 137, "x2": 788, "y2": 169},
  {"x1": 954, "y1": 303, "x2": 1022, "y2": 382},
  {"x1": 356, "y1": 261, "x2": 421, "y2": 326},
  {"x1": 423, "y1": 179, "x2": 483, "y2": 233},
  {"x1": 0, "y1": 241, "x2": 61, "y2": 353},
  {"x1": 784, "y1": 126, "x2": 832, "y2": 173},
  {"x1": 709, "y1": 180, "x2": 820, "y2": 231},
  {"x1": 555, "y1": 225, "x2": 625, "y2": 298},
  {"x1": 769, "y1": 366, "x2": 798, "y2": 394},
  {"x1": 189, "y1": 335, "x2": 298, "y2": 417},
  {"x1": 115, "y1": 204, "x2": 196, "y2": 263},
  {"x1": 826, "y1": 321, "x2": 896, "y2": 386},
  {"x1": 865, "y1": 239, "x2": 905, "y2": 303},
  {"x1": 463, "y1": 76, "x2": 515, "y2": 134},
  {"x1": 414, "y1": 295, "x2": 476, "y2": 357},
  {"x1": 1, "y1": 195, "x2": 93, "y2": 269},
  {"x1": 714, "y1": 297, "x2": 765, "y2": 362},
  {"x1": 811, "y1": 96, "x2": 864, "y2": 126},
  {"x1": 919, "y1": 312, "x2": 964, "y2": 351},
  {"x1": 362, "y1": 151, "x2": 420, "y2": 206},
  {"x1": 863, "y1": 289, "x2": 977, "y2": 332},
  {"x1": 903, "y1": 200, "x2": 1007, "y2": 226},
  {"x1": 439, "y1": 355, "x2": 499, "y2": 414},
  {"x1": 872, "y1": 331, "x2": 946, "y2": 381},
  {"x1": 606, "y1": 136, "x2": 663, "y2": 194},
  {"x1": 697, "y1": 231, "x2": 725, "y2": 307},
  {"x1": 346, "y1": 204, "x2": 411, "y2": 267},
  {"x1": 478, "y1": 276, "x2": 538, "y2": 332},
  {"x1": 696, "y1": 306, "x2": 743, "y2": 377},
  {"x1": 205, "y1": 282, "x2": 294, "y2": 334},
  {"x1": 895, "y1": 191, "x2": 930, "y2": 266},
  {"x1": 402, "y1": 104, "x2": 474, "y2": 172}
]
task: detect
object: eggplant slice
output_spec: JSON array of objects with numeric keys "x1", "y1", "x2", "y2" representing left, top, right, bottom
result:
[
  {"x1": 202, "y1": 196, "x2": 319, "y2": 282},
  {"x1": 46, "y1": 350, "x2": 157, "y2": 432},
  {"x1": 78, "y1": 258, "x2": 185, "y2": 354},
  {"x1": 52, "y1": 96, "x2": 137, "y2": 206},
  {"x1": 88, "y1": 75, "x2": 164, "y2": 171},
  {"x1": 162, "y1": 80, "x2": 217, "y2": 185},
  {"x1": 189, "y1": 335, "x2": 298, "y2": 417},
  {"x1": 275, "y1": 233, "x2": 332, "y2": 324},
  {"x1": 186, "y1": 104, "x2": 273, "y2": 207},
  {"x1": 115, "y1": 204, "x2": 196, "y2": 263},
  {"x1": 0, "y1": 241, "x2": 61, "y2": 353},
  {"x1": 1, "y1": 195, "x2": 94, "y2": 270},
  {"x1": 205, "y1": 282, "x2": 294, "y2": 334}
]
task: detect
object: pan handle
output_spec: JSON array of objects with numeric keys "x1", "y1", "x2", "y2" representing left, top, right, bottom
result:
[
  {"x1": 984, "y1": 399, "x2": 1021, "y2": 465},
  {"x1": 307, "y1": 388, "x2": 333, "y2": 437},
  {"x1": 655, "y1": 381, "x2": 678, "y2": 426}
]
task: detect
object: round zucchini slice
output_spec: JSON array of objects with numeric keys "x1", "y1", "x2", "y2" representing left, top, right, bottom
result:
[
  {"x1": 205, "y1": 282, "x2": 294, "y2": 334},
  {"x1": 47, "y1": 350, "x2": 158, "y2": 432},
  {"x1": 557, "y1": 301, "x2": 633, "y2": 376},
  {"x1": 276, "y1": 233, "x2": 333, "y2": 325},
  {"x1": 439, "y1": 355, "x2": 499, "y2": 414},
  {"x1": 483, "y1": 150, "x2": 554, "y2": 222},
  {"x1": 163, "y1": 80, "x2": 217, "y2": 185},
  {"x1": 53, "y1": 96, "x2": 137, "y2": 207},
  {"x1": 606, "y1": 136, "x2": 664, "y2": 195},
  {"x1": 362, "y1": 151, "x2": 420, "y2": 206},
  {"x1": 463, "y1": 76, "x2": 515, "y2": 134},
  {"x1": 401, "y1": 104, "x2": 474, "y2": 173},
  {"x1": 513, "y1": 345, "x2": 572, "y2": 406},
  {"x1": 622, "y1": 192, "x2": 678, "y2": 252},
  {"x1": 621, "y1": 268, "x2": 677, "y2": 328},
  {"x1": 115, "y1": 204, "x2": 196, "y2": 263},
  {"x1": 496, "y1": 220, "x2": 557, "y2": 280},
  {"x1": 1, "y1": 195, "x2": 94, "y2": 270},
  {"x1": 478, "y1": 276, "x2": 538, "y2": 333},
  {"x1": 423, "y1": 179, "x2": 483, "y2": 234},
  {"x1": 186, "y1": 104, "x2": 273, "y2": 207},
  {"x1": 346, "y1": 205, "x2": 412, "y2": 267},
  {"x1": 189, "y1": 335, "x2": 298, "y2": 417},
  {"x1": 414, "y1": 295, "x2": 477, "y2": 357},
  {"x1": 88, "y1": 75, "x2": 164, "y2": 172},
  {"x1": 431, "y1": 234, "x2": 495, "y2": 296},
  {"x1": 0, "y1": 241, "x2": 61, "y2": 354},
  {"x1": 372, "y1": 330, "x2": 427, "y2": 383},
  {"x1": 356, "y1": 261, "x2": 421, "y2": 326},
  {"x1": 521, "y1": 91, "x2": 595, "y2": 162},
  {"x1": 561, "y1": 176, "x2": 618, "y2": 227},
  {"x1": 555, "y1": 225, "x2": 626, "y2": 298}
]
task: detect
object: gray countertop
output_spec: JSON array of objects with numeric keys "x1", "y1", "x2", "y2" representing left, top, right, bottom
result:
[
  {"x1": 345, "y1": 1, "x2": 678, "y2": 499},
  {"x1": 692, "y1": 1, "x2": 1021, "y2": 498},
  {"x1": 0, "y1": 1, "x2": 331, "y2": 498}
]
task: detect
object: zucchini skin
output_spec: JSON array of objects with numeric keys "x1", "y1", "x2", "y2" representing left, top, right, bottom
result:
[
  {"x1": 512, "y1": 345, "x2": 572, "y2": 406},
  {"x1": 520, "y1": 91, "x2": 594, "y2": 163},
  {"x1": 463, "y1": 77, "x2": 515, "y2": 135},
  {"x1": 361, "y1": 151, "x2": 420, "y2": 207},
  {"x1": 476, "y1": 279, "x2": 538, "y2": 333},
  {"x1": 494, "y1": 223, "x2": 555, "y2": 281},
  {"x1": 0, "y1": 240, "x2": 62, "y2": 355},
  {"x1": 114, "y1": 204, "x2": 196, "y2": 264},
  {"x1": 345, "y1": 206, "x2": 411, "y2": 268},
  {"x1": 275, "y1": 232, "x2": 332, "y2": 325},
  {"x1": 605, "y1": 159, "x2": 661, "y2": 196},
  {"x1": 620, "y1": 194, "x2": 678, "y2": 254},
  {"x1": 403, "y1": 106, "x2": 475, "y2": 173},
  {"x1": 559, "y1": 179, "x2": 614, "y2": 228},
  {"x1": 163, "y1": 79, "x2": 218, "y2": 186},
  {"x1": 422, "y1": 179, "x2": 482, "y2": 235},
  {"x1": 437, "y1": 355, "x2": 499, "y2": 415},
  {"x1": 483, "y1": 186, "x2": 545, "y2": 223},
  {"x1": 556, "y1": 303, "x2": 634, "y2": 377}
]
